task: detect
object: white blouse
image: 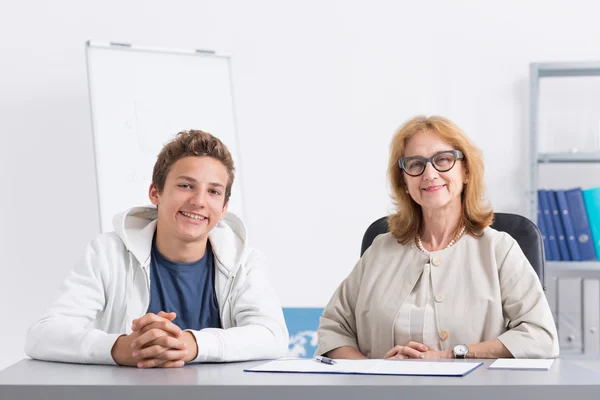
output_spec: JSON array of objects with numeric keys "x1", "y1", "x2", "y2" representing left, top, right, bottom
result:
[{"x1": 394, "y1": 261, "x2": 443, "y2": 351}]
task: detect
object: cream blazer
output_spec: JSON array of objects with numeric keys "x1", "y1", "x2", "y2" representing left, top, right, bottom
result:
[{"x1": 316, "y1": 227, "x2": 559, "y2": 359}]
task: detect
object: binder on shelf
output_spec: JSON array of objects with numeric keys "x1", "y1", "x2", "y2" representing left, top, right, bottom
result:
[
  {"x1": 583, "y1": 187, "x2": 600, "y2": 261},
  {"x1": 537, "y1": 201, "x2": 551, "y2": 261},
  {"x1": 555, "y1": 190, "x2": 580, "y2": 261},
  {"x1": 557, "y1": 278, "x2": 583, "y2": 353},
  {"x1": 565, "y1": 188, "x2": 597, "y2": 261},
  {"x1": 548, "y1": 190, "x2": 571, "y2": 261},
  {"x1": 538, "y1": 190, "x2": 559, "y2": 261}
]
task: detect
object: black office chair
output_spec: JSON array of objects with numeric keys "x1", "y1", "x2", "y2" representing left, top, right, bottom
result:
[{"x1": 360, "y1": 213, "x2": 545, "y2": 288}]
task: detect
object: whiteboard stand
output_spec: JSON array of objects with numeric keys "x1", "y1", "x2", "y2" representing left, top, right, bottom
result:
[{"x1": 85, "y1": 41, "x2": 244, "y2": 232}]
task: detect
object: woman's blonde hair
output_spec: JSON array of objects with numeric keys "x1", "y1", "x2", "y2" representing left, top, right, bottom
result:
[{"x1": 387, "y1": 115, "x2": 493, "y2": 243}]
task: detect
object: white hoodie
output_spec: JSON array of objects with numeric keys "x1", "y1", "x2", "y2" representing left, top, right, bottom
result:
[{"x1": 25, "y1": 206, "x2": 289, "y2": 365}]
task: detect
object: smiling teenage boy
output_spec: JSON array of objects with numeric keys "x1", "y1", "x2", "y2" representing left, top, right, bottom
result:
[{"x1": 25, "y1": 130, "x2": 288, "y2": 368}]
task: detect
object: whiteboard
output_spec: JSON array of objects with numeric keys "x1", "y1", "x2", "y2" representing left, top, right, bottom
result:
[{"x1": 86, "y1": 42, "x2": 243, "y2": 232}]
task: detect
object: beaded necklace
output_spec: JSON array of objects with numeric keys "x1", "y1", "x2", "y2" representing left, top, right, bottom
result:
[{"x1": 415, "y1": 225, "x2": 466, "y2": 255}]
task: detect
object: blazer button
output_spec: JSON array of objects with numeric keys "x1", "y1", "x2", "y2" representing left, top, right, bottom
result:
[
  {"x1": 431, "y1": 256, "x2": 442, "y2": 266},
  {"x1": 439, "y1": 329, "x2": 450, "y2": 341},
  {"x1": 435, "y1": 294, "x2": 446, "y2": 303}
]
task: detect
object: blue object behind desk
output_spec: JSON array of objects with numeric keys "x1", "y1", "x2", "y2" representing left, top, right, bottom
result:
[{"x1": 283, "y1": 308, "x2": 324, "y2": 358}]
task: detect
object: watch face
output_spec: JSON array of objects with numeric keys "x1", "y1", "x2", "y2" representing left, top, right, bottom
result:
[{"x1": 454, "y1": 344, "x2": 468, "y2": 357}]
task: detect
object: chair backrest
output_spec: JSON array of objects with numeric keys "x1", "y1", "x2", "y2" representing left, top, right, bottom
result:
[{"x1": 360, "y1": 213, "x2": 545, "y2": 288}]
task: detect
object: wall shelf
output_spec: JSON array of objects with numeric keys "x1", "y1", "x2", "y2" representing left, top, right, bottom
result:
[
  {"x1": 537, "y1": 152, "x2": 600, "y2": 163},
  {"x1": 546, "y1": 261, "x2": 600, "y2": 278},
  {"x1": 530, "y1": 62, "x2": 600, "y2": 356}
]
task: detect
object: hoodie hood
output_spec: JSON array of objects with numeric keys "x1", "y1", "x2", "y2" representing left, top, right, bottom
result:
[{"x1": 112, "y1": 205, "x2": 248, "y2": 274}]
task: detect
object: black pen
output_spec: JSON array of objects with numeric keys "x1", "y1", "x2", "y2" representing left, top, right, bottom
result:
[{"x1": 315, "y1": 356, "x2": 336, "y2": 365}]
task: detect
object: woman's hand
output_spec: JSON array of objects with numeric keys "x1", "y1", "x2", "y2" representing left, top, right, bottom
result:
[{"x1": 384, "y1": 341, "x2": 429, "y2": 359}]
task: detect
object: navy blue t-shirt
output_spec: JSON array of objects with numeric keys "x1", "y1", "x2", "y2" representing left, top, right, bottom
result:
[{"x1": 147, "y1": 238, "x2": 222, "y2": 330}]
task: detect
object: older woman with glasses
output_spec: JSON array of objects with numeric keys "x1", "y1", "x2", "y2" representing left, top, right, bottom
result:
[{"x1": 316, "y1": 116, "x2": 558, "y2": 360}]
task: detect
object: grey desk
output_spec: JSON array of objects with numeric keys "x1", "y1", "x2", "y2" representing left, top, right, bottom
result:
[{"x1": 1, "y1": 358, "x2": 600, "y2": 400}]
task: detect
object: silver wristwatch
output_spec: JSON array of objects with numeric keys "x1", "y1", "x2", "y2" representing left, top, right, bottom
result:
[{"x1": 453, "y1": 344, "x2": 468, "y2": 359}]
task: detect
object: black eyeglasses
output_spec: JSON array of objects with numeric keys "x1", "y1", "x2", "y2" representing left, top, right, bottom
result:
[{"x1": 399, "y1": 150, "x2": 464, "y2": 177}]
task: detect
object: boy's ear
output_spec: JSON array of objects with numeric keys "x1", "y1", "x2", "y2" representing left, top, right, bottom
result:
[
  {"x1": 149, "y1": 183, "x2": 160, "y2": 205},
  {"x1": 221, "y1": 200, "x2": 229, "y2": 218}
]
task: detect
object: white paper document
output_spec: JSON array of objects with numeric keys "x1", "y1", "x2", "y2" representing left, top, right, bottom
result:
[
  {"x1": 245, "y1": 359, "x2": 482, "y2": 377},
  {"x1": 488, "y1": 359, "x2": 555, "y2": 370}
]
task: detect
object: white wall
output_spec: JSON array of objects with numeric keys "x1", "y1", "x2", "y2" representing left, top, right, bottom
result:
[{"x1": 2, "y1": 0, "x2": 600, "y2": 369}]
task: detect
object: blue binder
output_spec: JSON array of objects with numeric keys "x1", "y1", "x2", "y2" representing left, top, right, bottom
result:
[
  {"x1": 583, "y1": 187, "x2": 600, "y2": 261},
  {"x1": 554, "y1": 190, "x2": 580, "y2": 261},
  {"x1": 548, "y1": 190, "x2": 571, "y2": 261},
  {"x1": 538, "y1": 190, "x2": 559, "y2": 261},
  {"x1": 537, "y1": 200, "x2": 551, "y2": 261},
  {"x1": 565, "y1": 188, "x2": 597, "y2": 261}
]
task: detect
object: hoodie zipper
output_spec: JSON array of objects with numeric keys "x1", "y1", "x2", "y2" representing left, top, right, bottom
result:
[
  {"x1": 122, "y1": 252, "x2": 149, "y2": 333},
  {"x1": 141, "y1": 263, "x2": 151, "y2": 311},
  {"x1": 218, "y1": 268, "x2": 235, "y2": 327}
]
